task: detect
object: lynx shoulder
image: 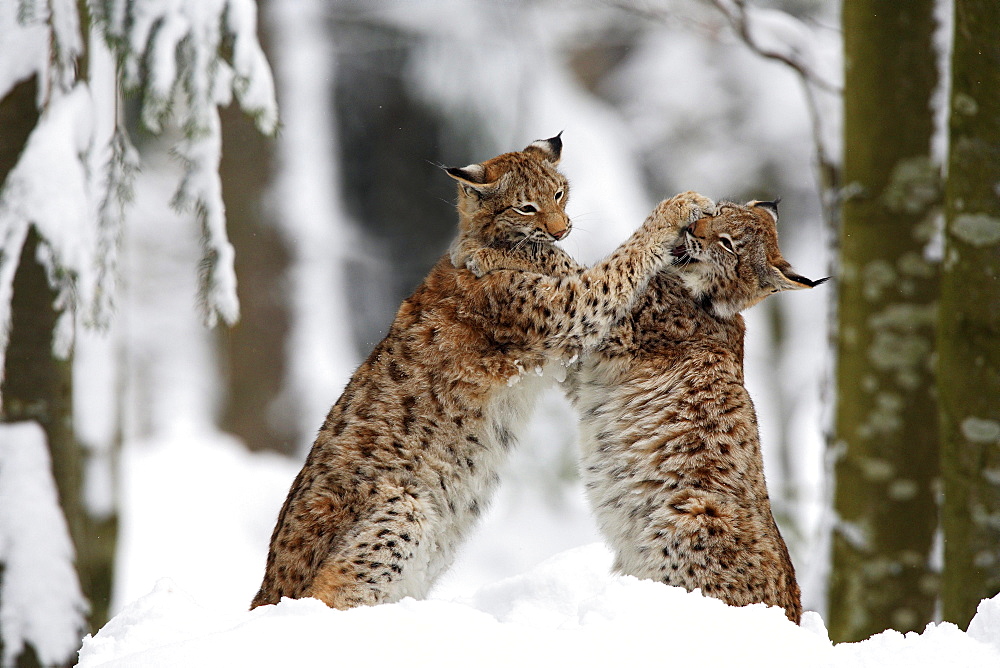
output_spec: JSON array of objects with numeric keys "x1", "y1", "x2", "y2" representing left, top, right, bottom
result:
[
  {"x1": 251, "y1": 137, "x2": 711, "y2": 610},
  {"x1": 569, "y1": 199, "x2": 826, "y2": 623}
]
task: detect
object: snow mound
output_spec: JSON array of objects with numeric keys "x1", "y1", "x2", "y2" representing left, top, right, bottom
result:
[{"x1": 79, "y1": 544, "x2": 1000, "y2": 668}]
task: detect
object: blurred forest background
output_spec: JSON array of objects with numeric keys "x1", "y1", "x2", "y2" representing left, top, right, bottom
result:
[{"x1": 0, "y1": 0, "x2": 997, "y2": 665}]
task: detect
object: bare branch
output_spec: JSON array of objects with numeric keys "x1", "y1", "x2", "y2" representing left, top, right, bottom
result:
[{"x1": 708, "y1": 0, "x2": 840, "y2": 94}]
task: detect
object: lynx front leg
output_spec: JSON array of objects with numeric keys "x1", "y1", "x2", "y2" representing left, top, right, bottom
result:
[{"x1": 464, "y1": 246, "x2": 537, "y2": 277}]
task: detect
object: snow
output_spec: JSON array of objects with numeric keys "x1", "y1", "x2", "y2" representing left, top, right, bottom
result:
[
  {"x1": 0, "y1": 3, "x2": 49, "y2": 102},
  {"x1": 0, "y1": 422, "x2": 88, "y2": 668},
  {"x1": 0, "y1": 84, "x2": 99, "y2": 379},
  {"x1": 81, "y1": 541, "x2": 1000, "y2": 667},
  {"x1": 92, "y1": 425, "x2": 1000, "y2": 668}
]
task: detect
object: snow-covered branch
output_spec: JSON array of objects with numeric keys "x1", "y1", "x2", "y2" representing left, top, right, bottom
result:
[
  {"x1": 91, "y1": 0, "x2": 278, "y2": 326},
  {"x1": 0, "y1": 0, "x2": 279, "y2": 394},
  {"x1": 602, "y1": 0, "x2": 842, "y2": 230}
]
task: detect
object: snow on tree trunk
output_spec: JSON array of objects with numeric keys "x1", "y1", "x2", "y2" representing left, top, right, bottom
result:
[
  {"x1": 939, "y1": 0, "x2": 1000, "y2": 630},
  {"x1": 828, "y1": 0, "x2": 942, "y2": 643},
  {"x1": 0, "y1": 421, "x2": 88, "y2": 668}
]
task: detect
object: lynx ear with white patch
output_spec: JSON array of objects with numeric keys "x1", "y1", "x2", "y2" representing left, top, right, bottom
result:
[
  {"x1": 444, "y1": 163, "x2": 499, "y2": 194},
  {"x1": 750, "y1": 199, "x2": 781, "y2": 221},
  {"x1": 525, "y1": 132, "x2": 563, "y2": 165},
  {"x1": 769, "y1": 264, "x2": 829, "y2": 292}
]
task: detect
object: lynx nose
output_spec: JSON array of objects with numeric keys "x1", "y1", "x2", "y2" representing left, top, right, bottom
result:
[
  {"x1": 688, "y1": 217, "x2": 710, "y2": 239},
  {"x1": 547, "y1": 215, "x2": 570, "y2": 240}
]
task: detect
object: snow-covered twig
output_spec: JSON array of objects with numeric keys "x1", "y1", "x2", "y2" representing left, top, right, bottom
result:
[
  {"x1": 708, "y1": 0, "x2": 839, "y2": 93},
  {"x1": 706, "y1": 0, "x2": 842, "y2": 231},
  {"x1": 603, "y1": 0, "x2": 842, "y2": 233}
]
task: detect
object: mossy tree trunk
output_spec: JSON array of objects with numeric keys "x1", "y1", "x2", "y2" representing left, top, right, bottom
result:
[
  {"x1": 828, "y1": 1, "x2": 941, "y2": 643},
  {"x1": 939, "y1": 0, "x2": 1000, "y2": 630}
]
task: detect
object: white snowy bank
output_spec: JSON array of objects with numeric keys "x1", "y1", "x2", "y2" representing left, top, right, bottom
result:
[{"x1": 80, "y1": 544, "x2": 1000, "y2": 668}]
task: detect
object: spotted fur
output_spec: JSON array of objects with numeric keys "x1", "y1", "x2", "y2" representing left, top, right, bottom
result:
[
  {"x1": 572, "y1": 200, "x2": 826, "y2": 623},
  {"x1": 469, "y1": 199, "x2": 824, "y2": 623},
  {"x1": 250, "y1": 137, "x2": 713, "y2": 610}
]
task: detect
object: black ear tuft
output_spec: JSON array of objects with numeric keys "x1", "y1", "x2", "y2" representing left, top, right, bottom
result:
[
  {"x1": 789, "y1": 272, "x2": 829, "y2": 288},
  {"x1": 444, "y1": 163, "x2": 488, "y2": 185},
  {"x1": 526, "y1": 132, "x2": 563, "y2": 164}
]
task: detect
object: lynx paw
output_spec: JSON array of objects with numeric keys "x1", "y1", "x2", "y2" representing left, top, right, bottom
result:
[
  {"x1": 465, "y1": 253, "x2": 488, "y2": 278},
  {"x1": 673, "y1": 190, "x2": 716, "y2": 223},
  {"x1": 647, "y1": 191, "x2": 715, "y2": 242},
  {"x1": 450, "y1": 238, "x2": 480, "y2": 275}
]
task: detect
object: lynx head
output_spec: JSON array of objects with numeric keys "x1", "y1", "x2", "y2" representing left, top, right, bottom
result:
[
  {"x1": 444, "y1": 134, "x2": 571, "y2": 247},
  {"x1": 669, "y1": 199, "x2": 827, "y2": 318}
]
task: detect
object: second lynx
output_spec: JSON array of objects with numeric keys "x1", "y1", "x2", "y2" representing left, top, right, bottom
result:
[{"x1": 571, "y1": 200, "x2": 825, "y2": 623}]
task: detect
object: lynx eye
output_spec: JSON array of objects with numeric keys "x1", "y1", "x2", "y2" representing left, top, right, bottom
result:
[
  {"x1": 513, "y1": 203, "x2": 538, "y2": 215},
  {"x1": 718, "y1": 234, "x2": 736, "y2": 254}
]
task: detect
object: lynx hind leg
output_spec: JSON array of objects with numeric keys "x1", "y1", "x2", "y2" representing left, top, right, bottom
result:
[
  {"x1": 649, "y1": 491, "x2": 800, "y2": 622},
  {"x1": 304, "y1": 492, "x2": 426, "y2": 610}
]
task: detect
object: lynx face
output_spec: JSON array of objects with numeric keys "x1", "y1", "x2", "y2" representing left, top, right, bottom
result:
[
  {"x1": 446, "y1": 135, "x2": 571, "y2": 248},
  {"x1": 669, "y1": 200, "x2": 826, "y2": 318}
]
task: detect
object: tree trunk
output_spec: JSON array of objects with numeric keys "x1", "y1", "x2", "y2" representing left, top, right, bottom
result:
[
  {"x1": 0, "y1": 79, "x2": 114, "y2": 667},
  {"x1": 1, "y1": 230, "x2": 79, "y2": 668},
  {"x1": 939, "y1": 0, "x2": 1000, "y2": 630},
  {"x1": 218, "y1": 0, "x2": 296, "y2": 455},
  {"x1": 0, "y1": 75, "x2": 48, "y2": 668},
  {"x1": 828, "y1": 1, "x2": 941, "y2": 643},
  {"x1": 218, "y1": 103, "x2": 294, "y2": 455}
]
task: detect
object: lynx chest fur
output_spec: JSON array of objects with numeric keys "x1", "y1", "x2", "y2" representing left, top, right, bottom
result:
[
  {"x1": 252, "y1": 138, "x2": 708, "y2": 610},
  {"x1": 569, "y1": 200, "x2": 825, "y2": 623}
]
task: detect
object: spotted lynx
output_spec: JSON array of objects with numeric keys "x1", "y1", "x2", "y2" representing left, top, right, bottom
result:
[
  {"x1": 468, "y1": 199, "x2": 824, "y2": 623},
  {"x1": 251, "y1": 136, "x2": 713, "y2": 610}
]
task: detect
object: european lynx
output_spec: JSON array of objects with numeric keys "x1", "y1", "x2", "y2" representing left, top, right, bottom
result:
[
  {"x1": 574, "y1": 200, "x2": 825, "y2": 623},
  {"x1": 468, "y1": 199, "x2": 823, "y2": 622},
  {"x1": 251, "y1": 136, "x2": 713, "y2": 610}
]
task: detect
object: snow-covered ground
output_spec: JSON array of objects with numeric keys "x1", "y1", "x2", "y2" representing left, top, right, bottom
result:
[
  {"x1": 85, "y1": 432, "x2": 1000, "y2": 668},
  {"x1": 86, "y1": 545, "x2": 1000, "y2": 667}
]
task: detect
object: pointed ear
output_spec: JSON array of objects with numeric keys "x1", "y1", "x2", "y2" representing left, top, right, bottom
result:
[
  {"x1": 524, "y1": 132, "x2": 563, "y2": 165},
  {"x1": 750, "y1": 198, "x2": 781, "y2": 222},
  {"x1": 444, "y1": 163, "x2": 498, "y2": 193},
  {"x1": 770, "y1": 264, "x2": 829, "y2": 291}
]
